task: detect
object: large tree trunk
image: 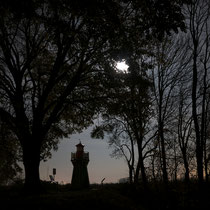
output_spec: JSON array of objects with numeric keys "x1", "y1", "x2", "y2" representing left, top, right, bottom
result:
[
  {"x1": 128, "y1": 165, "x2": 133, "y2": 184},
  {"x1": 22, "y1": 141, "x2": 42, "y2": 193},
  {"x1": 192, "y1": 42, "x2": 204, "y2": 184},
  {"x1": 135, "y1": 141, "x2": 147, "y2": 188},
  {"x1": 139, "y1": 154, "x2": 147, "y2": 186},
  {"x1": 182, "y1": 149, "x2": 190, "y2": 183}
]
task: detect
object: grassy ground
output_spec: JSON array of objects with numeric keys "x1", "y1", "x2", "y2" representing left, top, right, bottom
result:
[{"x1": 1, "y1": 181, "x2": 210, "y2": 210}]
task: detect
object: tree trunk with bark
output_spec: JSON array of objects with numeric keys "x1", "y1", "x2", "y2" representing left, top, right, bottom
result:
[{"x1": 21, "y1": 136, "x2": 42, "y2": 193}]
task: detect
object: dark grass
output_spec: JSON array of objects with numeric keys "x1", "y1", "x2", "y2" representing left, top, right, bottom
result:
[{"x1": 1, "y1": 181, "x2": 210, "y2": 210}]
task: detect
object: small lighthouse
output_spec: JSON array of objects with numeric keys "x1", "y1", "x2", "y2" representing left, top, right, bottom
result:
[{"x1": 71, "y1": 142, "x2": 90, "y2": 189}]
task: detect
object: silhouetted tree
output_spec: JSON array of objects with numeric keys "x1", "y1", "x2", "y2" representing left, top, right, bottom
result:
[
  {"x1": 150, "y1": 36, "x2": 186, "y2": 185},
  {"x1": 186, "y1": 0, "x2": 210, "y2": 183},
  {"x1": 92, "y1": 57, "x2": 153, "y2": 187},
  {"x1": 92, "y1": 65, "x2": 153, "y2": 187},
  {"x1": 0, "y1": 0, "x2": 124, "y2": 192}
]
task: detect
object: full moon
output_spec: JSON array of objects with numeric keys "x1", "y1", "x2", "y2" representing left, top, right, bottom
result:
[{"x1": 116, "y1": 61, "x2": 129, "y2": 73}]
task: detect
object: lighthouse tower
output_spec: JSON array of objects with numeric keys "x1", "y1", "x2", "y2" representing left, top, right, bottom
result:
[{"x1": 71, "y1": 142, "x2": 90, "y2": 189}]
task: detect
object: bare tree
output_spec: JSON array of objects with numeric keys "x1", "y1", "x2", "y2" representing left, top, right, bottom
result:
[
  {"x1": 150, "y1": 35, "x2": 187, "y2": 185},
  {"x1": 186, "y1": 0, "x2": 210, "y2": 183},
  {"x1": 92, "y1": 59, "x2": 153, "y2": 187}
]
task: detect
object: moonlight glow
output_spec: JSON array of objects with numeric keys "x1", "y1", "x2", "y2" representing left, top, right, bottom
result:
[{"x1": 116, "y1": 61, "x2": 129, "y2": 73}]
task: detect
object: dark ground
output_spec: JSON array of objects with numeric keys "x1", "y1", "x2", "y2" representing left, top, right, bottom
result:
[{"x1": 1, "y1": 181, "x2": 210, "y2": 210}]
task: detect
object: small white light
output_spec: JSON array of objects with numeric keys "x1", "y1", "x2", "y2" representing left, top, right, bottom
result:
[{"x1": 116, "y1": 61, "x2": 129, "y2": 73}]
